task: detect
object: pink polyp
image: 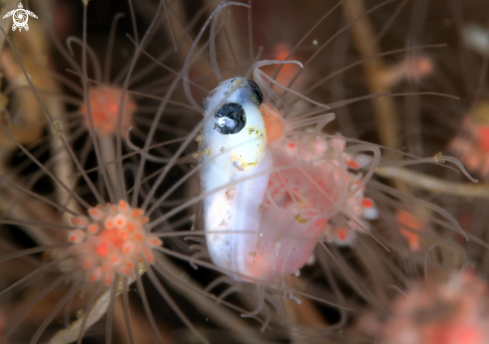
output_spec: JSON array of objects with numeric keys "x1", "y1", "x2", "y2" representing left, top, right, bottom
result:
[{"x1": 231, "y1": 140, "x2": 338, "y2": 282}]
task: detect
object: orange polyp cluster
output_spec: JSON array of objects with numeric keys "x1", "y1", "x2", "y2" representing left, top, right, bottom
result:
[
  {"x1": 80, "y1": 85, "x2": 137, "y2": 138},
  {"x1": 67, "y1": 200, "x2": 161, "y2": 286},
  {"x1": 306, "y1": 136, "x2": 378, "y2": 245},
  {"x1": 268, "y1": 133, "x2": 378, "y2": 247},
  {"x1": 401, "y1": 55, "x2": 434, "y2": 83},
  {"x1": 381, "y1": 271, "x2": 489, "y2": 344},
  {"x1": 449, "y1": 100, "x2": 489, "y2": 179},
  {"x1": 380, "y1": 55, "x2": 434, "y2": 88}
]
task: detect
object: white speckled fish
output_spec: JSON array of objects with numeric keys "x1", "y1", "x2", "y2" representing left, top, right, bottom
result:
[{"x1": 200, "y1": 76, "x2": 377, "y2": 283}]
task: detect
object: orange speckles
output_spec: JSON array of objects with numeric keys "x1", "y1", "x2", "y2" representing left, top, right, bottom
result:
[
  {"x1": 126, "y1": 262, "x2": 134, "y2": 270},
  {"x1": 99, "y1": 228, "x2": 125, "y2": 249},
  {"x1": 260, "y1": 104, "x2": 284, "y2": 145},
  {"x1": 114, "y1": 214, "x2": 126, "y2": 228},
  {"x1": 90, "y1": 270, "x2": 101, "y2": 282},
  {"x1": 87, "y1": 224, "x2": 98, "y2": 233},
  {"x1": 111, "y1": 256, "x2": 119, "y2": 264},
  {"x1": 68, "y1": 229, "x2": 85, "y2": 243},
  {"x1": 80, "y1": 86, "x2": 137, "y2": 138},
  {"x1": 347, "y1": 160, "x2": 360, "y2": 169},
  {"x1": 95, "y1": 241, "x2": 109, "y2": 257},
  {"x1": 127, "y1": 222, "x2": 135, "y2": 232},
  {"x1": 143, "y1": 248, "x2": 154, "y2": 264},
  {"x1": 104, "y1": 275, "x2": 113, "y2": 287},
  {"x1": 122, "y1": 242, "x2": 134, "y2": 254},
  {"x1": 83, "y1": 261, "x2": 91, "y2": 269},
  {"x1": 135, "y1": 233, "x2": 143, "y2": 241},
  {"x1": 105, "y1": 219, "x2": 114, "y2": 229},
  {"x1": 140, "y1": 216, "x2": 149, "y2": 224},
  {"x1": 336, "y1": 228, "x2": 348, "y2": 241},
  {"x1": 362, "y1": 198, "x2": 373, "y2": 208}
]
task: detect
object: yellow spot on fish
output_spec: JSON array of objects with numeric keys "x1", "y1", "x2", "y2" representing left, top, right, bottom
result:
[
  {"x1": 249, "y1": 251, "x2": 256, "y2": 257},
  {"x1": 294, "y1": 213, "x2": 308, "y2": 224},
  {"x1": 204, "y1": 148, "x2": 211, "y2": 155},
  {"x1": 230, "y1": 152, "x2": 258, "y2": 172},
  {"x1": 195, "y1": 134, "x2": 204, "y2": 143}
]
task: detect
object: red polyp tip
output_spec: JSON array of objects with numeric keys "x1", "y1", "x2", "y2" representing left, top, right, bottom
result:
[
  {"x1": 131, "y1": 209, "x2": 144, "y2": 218},
  {"x1": 347, "y1": 160, "x2": 360, "y2": 169},
  {"x1": 114, "y1": 215, "x2": 126, "y2": 228},
  {"x1": 337, "y1": 228, "x2": 348, "y2": 241},
  {"x1": 71, "y1": 217, "x2": 88, "y2": 228},
  {"x1": 148, "y1": 237, "x2": 162, "y2": 247},
  {"x1": 88, "y1": 208, "x2": 103, "y2": 220},
  {"x1": 119, "y1": 200, "x2": 128, "y2": 211},
  {"x1": 104, "y1": 275, "x2": 113, "y2": 287},
  {"x1": 362, "y1": 198, "x2": 373, "y2": 208}
]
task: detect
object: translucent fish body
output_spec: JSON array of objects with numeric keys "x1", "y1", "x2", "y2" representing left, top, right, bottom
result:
[{"x1": 200, "y1": 77, "x2": 376, "y2": 283}]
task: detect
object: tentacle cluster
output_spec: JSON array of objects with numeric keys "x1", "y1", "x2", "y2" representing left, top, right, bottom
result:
[{"x1": 65, "y1": 200, "x2": 162, "y2": 287}]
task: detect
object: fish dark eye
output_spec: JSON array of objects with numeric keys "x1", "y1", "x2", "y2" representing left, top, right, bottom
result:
[
  {"x1": 214, "y1": 103, "x2": 246, "y2": 135},
  {"x1": 247, "y1": 80, "x2": 263, "y2": 106}
]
